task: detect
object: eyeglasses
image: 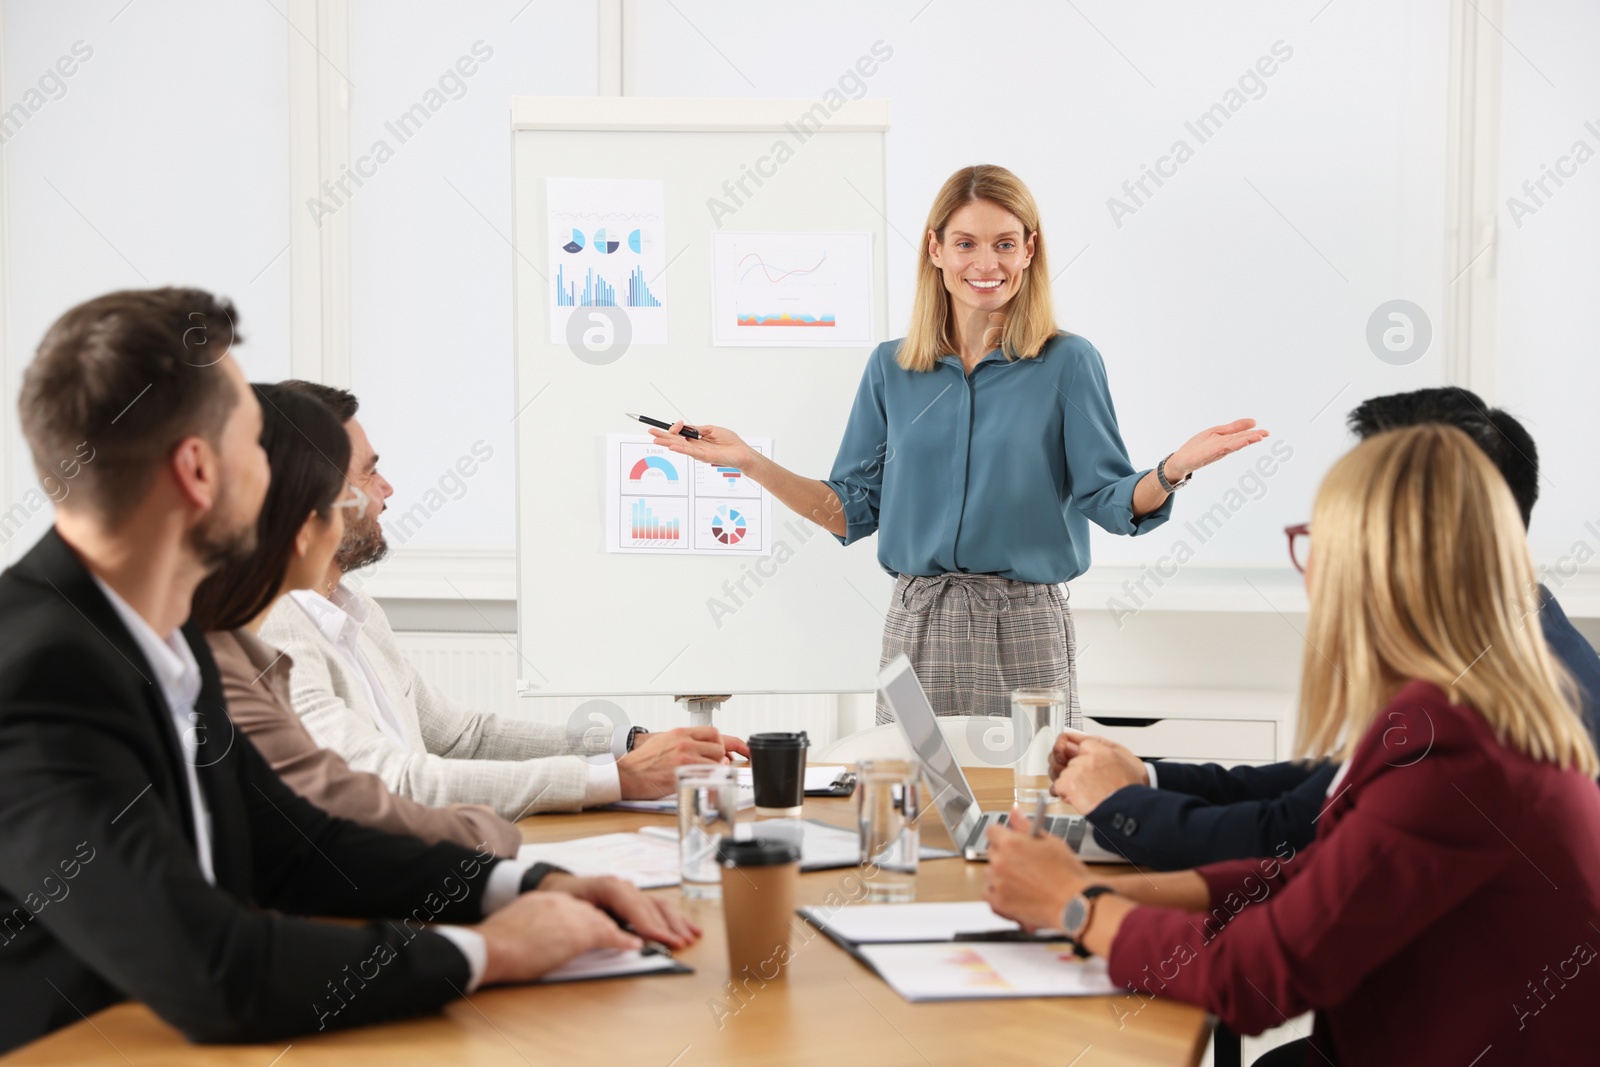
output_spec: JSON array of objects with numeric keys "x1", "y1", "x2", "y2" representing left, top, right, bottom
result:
[
  {"x1": 1285, "y1": 523, "x2": 1310, "y2": 574},
  {"x1": 331, "y1": 481, "x2": 370, "y2": 521}
]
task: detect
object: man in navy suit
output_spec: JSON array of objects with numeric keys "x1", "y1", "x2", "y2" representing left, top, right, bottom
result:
[{"x1": 1058, "y1": 388, "x2": 1600, "y2": 870}]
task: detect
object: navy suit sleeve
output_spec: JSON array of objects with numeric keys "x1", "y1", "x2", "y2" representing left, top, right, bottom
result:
[
  {"x1": 1145, "y1": 758, "x2": 1325, "y2": 803},
  {"x1": 1086, "y1": 761, "x2": 1339, "y2": 870}
]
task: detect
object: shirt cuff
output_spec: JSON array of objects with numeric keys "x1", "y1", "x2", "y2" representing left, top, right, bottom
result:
[
  {"x1": 584, "y1": 760, "x2": 623, "y2": 807},
  {"x1": 1144, "y1": 761, "x2": 1158, "y2": 789},
  {"x1": 433, "y1": 926, "x2": 488, "y2": 993},
  {"x1": 481, "y1": 857, "x2": 535, "y2": 915}
]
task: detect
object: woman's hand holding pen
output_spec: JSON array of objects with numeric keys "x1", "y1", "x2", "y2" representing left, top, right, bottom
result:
[{"x1": 647, "y1": 421, "x2": 757, "y2": 471}]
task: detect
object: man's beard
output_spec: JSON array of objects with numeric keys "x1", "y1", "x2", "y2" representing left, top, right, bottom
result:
[
  {"x1": 189, "y1": 481, "x2": 258, "y2": 571},
  {"x1": 335, "y1": 509, "x2": 388, "y2": 573}
]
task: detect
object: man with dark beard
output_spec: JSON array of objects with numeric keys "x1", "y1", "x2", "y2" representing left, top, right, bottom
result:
[
  {"x1": 262, "y1": 382, "x2": 746, "y2": 819},
  {"x1": 0, "y1": 289, "x2": 677, "y2": 1053}
]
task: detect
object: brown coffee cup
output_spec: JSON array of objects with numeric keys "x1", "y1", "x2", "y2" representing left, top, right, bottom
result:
[{"x1": 718, "y1": 838, "x2": 801, "y2": 983}]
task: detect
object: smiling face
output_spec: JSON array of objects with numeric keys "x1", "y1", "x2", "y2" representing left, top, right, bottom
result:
[{"x1": 927, "y1": 199, "x2": 1036, "y2": 323}]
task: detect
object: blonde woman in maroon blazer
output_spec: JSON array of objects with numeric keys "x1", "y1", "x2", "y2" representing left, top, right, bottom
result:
[
  {"x1": 192, "y1": 386, "x2": 519, "y2": 858},
  {"x1": 985, "y1": 424, "x2": 1600, "y2": 1065}
]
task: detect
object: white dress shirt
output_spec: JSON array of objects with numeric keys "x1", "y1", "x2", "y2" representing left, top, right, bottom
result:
[
  {"x1": 94, "y1": 580, "x2": 539, "y2": 989},
  {"x1": 286, "y1": 584, "x2": 623, "y2": 805},
  {"x1": 91, "y1": 575, "x2": 216, "y2": 885}
]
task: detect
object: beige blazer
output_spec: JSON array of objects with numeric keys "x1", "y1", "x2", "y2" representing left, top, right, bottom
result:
[
  {"x1": 261, "y1": 586, "x2": 611, "y2": 819},
  {"x1": 207, "y1": 627, "x2": 523, "y2": 857}
]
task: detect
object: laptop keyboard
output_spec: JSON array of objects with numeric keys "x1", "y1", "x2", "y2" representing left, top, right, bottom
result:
[{"x1": 988, "y1": 812, "x2": 1087, "y2": 849}]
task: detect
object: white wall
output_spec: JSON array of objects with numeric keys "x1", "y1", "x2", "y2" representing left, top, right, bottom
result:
[
  {"x1": 346, "y1": 0, "x2": 598, "y2": 549},
  {"x1": 629, "y1": 0, "x2": 1452, "y2": 569},
  {"x1": 2, "y1": 0, "x2": 1593, "y2": 651},
  {"x1": 1494, "y1": 1, "x2": 1600, "y2": 575},
  {"x1": 2, "y1": 0, "x2": 290, "y2": 561}
]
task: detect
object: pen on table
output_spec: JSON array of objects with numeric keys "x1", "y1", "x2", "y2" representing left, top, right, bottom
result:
[
  {"x1": 1029, "y1": 791, "x2": 1049, "y2": 838},
  {"x1": 628, "y1": 412, "x2": 701, "y2": 440},
  {"x1": 601, "y1": 906, "x2": 674, "y2": 956}
]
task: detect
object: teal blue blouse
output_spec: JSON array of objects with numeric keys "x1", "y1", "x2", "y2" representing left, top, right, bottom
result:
[{"x1": 822, "y1": 332, "x2": 1172, "y2": 584}]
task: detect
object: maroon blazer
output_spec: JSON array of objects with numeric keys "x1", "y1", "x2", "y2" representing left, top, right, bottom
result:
[{"x1": 1108, "y1": 680, "x2": 1600, "y2": 1065}]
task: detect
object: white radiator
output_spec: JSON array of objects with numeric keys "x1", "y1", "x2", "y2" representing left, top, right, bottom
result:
[{"x1": 387, "y1": 631, "x2": 857, "y2": 743}]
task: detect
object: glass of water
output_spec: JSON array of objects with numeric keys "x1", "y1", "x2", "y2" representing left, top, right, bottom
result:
[
  {"x1": 856, "y1": 758, "x2": 920, "y2": 903},
  {"x1": 1012, "y1": 687, "x2": 1066, "y2": 806},
  {"x1": 677, "y1": 764, "x2": 736, "y2": 899}
]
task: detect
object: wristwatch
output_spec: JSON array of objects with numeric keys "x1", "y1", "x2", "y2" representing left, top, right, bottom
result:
[
  {"x1": 1156, "y1": 453, "x2": 1192, "y2": 493},
  {"x1": 625, "y1": 726, "x2": 649, "y2": 752},
  {"x1": 519, "y1": 862, "x2": 569, "y2": 894},
  {"x1": 1061, "y1": 885, "x2": 1115, "y2": 958}
]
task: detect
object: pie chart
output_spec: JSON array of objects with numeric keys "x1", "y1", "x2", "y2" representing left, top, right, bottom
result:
[
  {"x1": 561, "y1": 228, "x2": 585, "y2": 253},
  {"x1": 709, "y1": 505, "x2": 747, "y2": 545}
]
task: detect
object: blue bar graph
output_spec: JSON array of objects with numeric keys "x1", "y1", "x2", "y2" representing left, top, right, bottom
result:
[
  {"x1": 627, "y1": 265, "x2": 662, "y2": 308},
  {"x1": 555, "y1": 264, "x2": 621, "y2": 308}
]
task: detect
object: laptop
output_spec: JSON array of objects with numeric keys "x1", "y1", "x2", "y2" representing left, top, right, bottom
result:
[{"x1": 878, "y1": 654, "x2": 1129, "y2": 864}]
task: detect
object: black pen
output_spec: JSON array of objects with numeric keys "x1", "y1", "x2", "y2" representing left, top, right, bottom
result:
[{"x1": 627, "y1": 413, "x2": 701, "y2": 440}]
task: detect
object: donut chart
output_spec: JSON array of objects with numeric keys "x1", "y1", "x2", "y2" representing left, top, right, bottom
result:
[{"x1": 709, "y1": 505, "x2": 747, "y2": 545}]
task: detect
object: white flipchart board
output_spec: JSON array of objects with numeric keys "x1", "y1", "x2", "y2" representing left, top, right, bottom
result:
[{"x1": 510, "y1": 97, "x2": 895, "y2": 697}]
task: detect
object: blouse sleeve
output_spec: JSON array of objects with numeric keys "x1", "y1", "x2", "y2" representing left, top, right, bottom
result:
[
  {"x1": 218, "y1": 657, "x2": 524, "y2": 858},
  {"x1": 1060, "y1": 339, "x2": 1173, "y2": 536},
  {"x1": 821, "y1": 345, "x2": 891, "y2": 546}
]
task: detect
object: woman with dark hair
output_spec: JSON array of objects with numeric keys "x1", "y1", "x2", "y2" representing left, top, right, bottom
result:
[{"x1": 192, "y1": 385, "x2": 525, "y2": 856}]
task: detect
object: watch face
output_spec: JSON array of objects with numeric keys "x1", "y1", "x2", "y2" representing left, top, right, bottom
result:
[{"x1": 1062, "y1": 896, "x2": 1088, "y2": 938}]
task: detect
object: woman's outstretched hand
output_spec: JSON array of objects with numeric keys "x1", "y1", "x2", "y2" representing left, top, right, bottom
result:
[
  {"x1": 1166, "y1": 418, "x2": 1269, "y2": 480},
  {"x1": 647, "y1": 420, "x2": 757, "y2": 470}
]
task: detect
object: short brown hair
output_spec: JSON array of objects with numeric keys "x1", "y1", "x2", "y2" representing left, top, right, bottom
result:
[
  {"x1": 20, "y1": 288, "x2": 243, "y2": 523},
  {"x1": 278, "y1": 379, "x2": 359, "y2": 421}
]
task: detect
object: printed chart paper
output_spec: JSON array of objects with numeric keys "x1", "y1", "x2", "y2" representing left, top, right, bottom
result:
[
  {"x1": 547, "y1": 177, "x2": 669, "y2": 345},
  {"x1": 857, "y1": 942, "x2": 1117, "y2": 1002},
  {"x1": 605, "y1": 435, "x2": 773, "y2": 556},
  {"x1": 710, "y1": 231, "x2": 874, "y2": 347}
]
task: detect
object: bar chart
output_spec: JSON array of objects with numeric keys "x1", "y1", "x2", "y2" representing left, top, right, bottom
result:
[{"x1": 626, "y1": 497, "x2": 686, "y2": 548}]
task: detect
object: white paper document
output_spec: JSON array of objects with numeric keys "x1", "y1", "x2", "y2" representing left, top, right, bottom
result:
[
  {"x1": 535, "y1": 947, "x2": 685, "y2": 984},
  {"x1": 516, "y1": 833, "x2": 680, "y2": 889},
  {"x1": 546, "y1": 177, "x2": 668, "y2": 345},
  {"x1": 798, "y1": 900, "x2": 1026, "y2": 944},
  {"x1": 857, "y1": 942, "x2": 1117, "y2": 1001},
  {"x1": 605, "y1": 435, "x2": 774, "y2": 556},
  {"x1": 609, "y1": 777, "x2": 757, "y2": 813}
]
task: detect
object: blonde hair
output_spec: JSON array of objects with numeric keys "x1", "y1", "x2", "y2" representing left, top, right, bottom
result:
[
  {"x1": 898, "y1": 165, "x2": 1059, "y2": 372},
  {"x1": 1297, "y1": 424, "x2": 1598, "y2": 776}
]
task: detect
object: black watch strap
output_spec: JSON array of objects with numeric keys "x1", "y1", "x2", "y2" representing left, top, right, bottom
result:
[
  {"x1": 625, "y1": 726, "x2": 649, "y2": 752},
  {"x1": 1067, "y1": 885, "x2": 1116, "y2": 959},
  {"x1": 519, "y1": 862, "x2": 569, "y2": 894}
]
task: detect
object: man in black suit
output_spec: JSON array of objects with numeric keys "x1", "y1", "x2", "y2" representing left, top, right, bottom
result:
[
  {"x1": 0, "y1": 289, "x2": 697, "y2": 1054},
  {"x1": 1054, "y1": 388, "x2": 1600, "y2": 870}
]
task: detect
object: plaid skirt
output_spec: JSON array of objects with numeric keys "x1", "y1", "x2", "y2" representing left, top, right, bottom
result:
[{"x1": 875, "y1": 573, "x2": 1082, "y2": 727}]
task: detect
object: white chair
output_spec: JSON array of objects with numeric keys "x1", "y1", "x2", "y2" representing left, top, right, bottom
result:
[{"x1": 814, "y1": 716, "x2": 1018, "y2": 769}]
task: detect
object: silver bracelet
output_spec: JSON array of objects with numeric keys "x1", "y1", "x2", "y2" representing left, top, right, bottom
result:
[{"x1": 1156, "y1": 454, "x2": 1191, "y2": 493}]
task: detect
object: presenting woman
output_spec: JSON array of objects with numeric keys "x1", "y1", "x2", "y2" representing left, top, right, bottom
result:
[
  {"x1": 653, "y1": 164, "x2": 1265, "y2": 723},
  {"x1": 984, "y1": 425, "x2": 1600, "y2": 1064}
]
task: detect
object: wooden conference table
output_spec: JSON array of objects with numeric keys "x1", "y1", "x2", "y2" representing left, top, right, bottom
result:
[{"x1": 4, "y1": 767, "x2": 1210, "y2": 1067}]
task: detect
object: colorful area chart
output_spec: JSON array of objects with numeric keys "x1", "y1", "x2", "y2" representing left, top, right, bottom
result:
[{"x1": 735, "y1": 312, "x2": 836, "y2": 327}]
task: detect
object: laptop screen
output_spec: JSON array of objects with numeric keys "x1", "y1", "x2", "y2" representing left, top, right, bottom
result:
[{"x1": 879, "y1": 656, "x2": 983, "y2": 846}]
